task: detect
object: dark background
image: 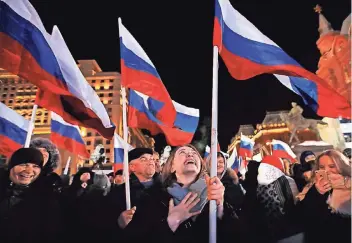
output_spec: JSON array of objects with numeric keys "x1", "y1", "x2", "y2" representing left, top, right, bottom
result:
[{"x1": 30, "y1": 0, "x2": 351, "y2": 152}]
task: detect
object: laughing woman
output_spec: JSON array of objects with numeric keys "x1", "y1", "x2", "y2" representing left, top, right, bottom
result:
[{"x1": 121, "y1": 144, "x2": 240, "y2": 243}]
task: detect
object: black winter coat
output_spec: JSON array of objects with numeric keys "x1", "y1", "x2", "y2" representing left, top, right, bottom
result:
[{"x1": 0, "y1": 169, "x2": 63, "y2": 243}]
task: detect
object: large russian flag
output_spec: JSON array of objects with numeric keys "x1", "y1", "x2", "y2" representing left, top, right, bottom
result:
[
  {"x1": 0, "y1": 0, "x2": 115, "y2": 139},
  {"x1": 128, "y1": 89, "x2": 200, "y2": 146},
  {"x1": 271, "y1": 139, "x2": 296, "y2": 162},
  {"x1": 119, "y1": 20, "x2": 176, "y2": 126},
  {"x1": 238, "y1": 134, "x2": 254, "y2": 158},
  {"x1": 213, "y1": 0, "x2": 350, "y2": 119},
  {"x1": 113, "y1": 133, "x2": 133, "y2": 172},
  {"x1": 50, "y1": 112, "x2": 90, "y2": 159},
  {"x1": 0, "y1": 103, "x2": 29, "y2": 157}
]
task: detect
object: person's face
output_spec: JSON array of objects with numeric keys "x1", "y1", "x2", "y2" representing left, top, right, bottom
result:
[
  {"x1": 172, "y1": 146, "x2": 201, "y2": 176},
  {"x1": 9, "y1": 163, "x2": 41, "y2": 185},
  {"x1": 305, "y1": 154, "x2": 316, "y2": 163},
  {"x1": 37, "y1": 148, "x2": 49, "y2": 166},
  {"x1": 318, "y1": 155, "x2": 339, "y2": 174},
  {"x1": 114, "y1": 174, "x2": 124, "y2": 185},
  {"x1": 129, "y1": 153, "x2": 155, "y2": 179},
  {"x1": 153, "y1": 153, "x2": 161, "y2": 173},
  {"x1": 217, "y1": 156, "x2": 225, "y2": 175}
]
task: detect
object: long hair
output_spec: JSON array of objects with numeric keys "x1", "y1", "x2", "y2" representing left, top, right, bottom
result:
[
  {"x1": 161, "y1": 144, "x2": 205, "y2": 187},
  {"x1": 315, "y1": 149, "x2": 351, "y2": 177}
]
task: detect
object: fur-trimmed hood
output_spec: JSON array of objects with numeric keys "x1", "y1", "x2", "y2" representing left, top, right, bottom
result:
[{"x1": 30, "y1": 137, "x2": 61, "y2": 174}]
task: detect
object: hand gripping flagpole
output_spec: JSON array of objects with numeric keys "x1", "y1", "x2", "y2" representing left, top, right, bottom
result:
[
  {"x1": 209, "y1": 45, "x2": 219, "y2": 243},
  {"x1": 24, "y1": 104, "x2": 38, "y2": 148},
  {"x1": 119, "y1": 17, "x2": 131, "y2": 210}
]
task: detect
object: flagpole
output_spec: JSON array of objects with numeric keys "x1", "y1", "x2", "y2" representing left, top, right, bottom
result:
[
  {"x1": 63, "y1": 156, "x2": 71, "y2": 175},
  {"x1": 209, "y1": 45, "x2": 219, "y2": 243},
  {"x1": 24, "y1": 104, "x2": 38, "y2": 148},
  {"x1": 119, "y1": 16, "x2": 131, "y2": 211}
]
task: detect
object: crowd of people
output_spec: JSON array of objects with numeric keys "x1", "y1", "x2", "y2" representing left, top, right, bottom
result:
[{"x1": 0, "y1": 137, "x2": 351, "y2": 243}]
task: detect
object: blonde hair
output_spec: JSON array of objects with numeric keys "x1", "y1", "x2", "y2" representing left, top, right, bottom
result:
[
  {"x1": 161, "y1": 144, "x2": 205, "y2": 187},
  {"x1": 315, "y1": 149, "x2": 351, "y2": 177}
]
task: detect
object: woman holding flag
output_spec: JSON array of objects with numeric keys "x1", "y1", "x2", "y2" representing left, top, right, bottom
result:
[{"x1": 121, "y1": 144, "x2": 240, "y2": 243}]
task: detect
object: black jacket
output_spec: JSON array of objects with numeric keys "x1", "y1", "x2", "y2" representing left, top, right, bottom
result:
[{"x1": 0, "y1": 168, "x2": 63, "y2": 243}]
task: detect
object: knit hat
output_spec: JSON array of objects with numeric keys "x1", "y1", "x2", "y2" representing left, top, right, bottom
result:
[
  {"x1": 128, "y1": 148, "x2": 153, "y2": 162},
  {"x1": 8, "y1": 148, "x2": 44, "y2": 170}
]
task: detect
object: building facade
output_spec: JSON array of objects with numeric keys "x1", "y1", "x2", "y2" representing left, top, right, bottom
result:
[{"x1": 0, "y1": 60, "x2": 154, "y2": 174}]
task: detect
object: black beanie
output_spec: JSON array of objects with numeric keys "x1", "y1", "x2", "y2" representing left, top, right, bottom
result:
[
  {"x1": 8, "y1": 148, "x2": 44, "y2": 171},
  {"x1": 128, "y1": 148, "x2": 153, "y2": 162}
]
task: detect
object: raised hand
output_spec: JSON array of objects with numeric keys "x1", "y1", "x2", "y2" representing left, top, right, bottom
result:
[
  {"x1": 167, "y1": 192, "x2": 201, "y2": 232},
  {"x1": 315, "y1": 176, "x2": 332, "y2": 195},
  {"x1": 118, "y1": 206, "x2": 137, "y2": 229},
  {"x1": 205, "y1": 174, "x2": 225, "y2": 206},
  {"x1": 328, "y1": 173, "x2": 350, "y2": 189}
]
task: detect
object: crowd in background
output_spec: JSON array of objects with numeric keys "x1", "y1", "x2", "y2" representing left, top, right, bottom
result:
[{"x1": 0, "y1": 137, "x2": 351, "y2": 243}]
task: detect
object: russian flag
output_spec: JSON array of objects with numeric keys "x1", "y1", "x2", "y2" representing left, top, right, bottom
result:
[
  {"x1": 128, "y1": 89, "x2": 199, "y2": 146},
  {"x1": 213, "y1": 0, "x2": 350, "y2": 118},
  {"x1": 119, "y1": 19, "x2": 176, "y2": 127},
  {"x1": 113, "y1": 133, "x2": 133, "y2": 172},
  {"x1": 0, "y1": 0, "x2": 115, "y2": 139},
  {"x1": 231, "y1": 156, "x2": 241, "y2": 173},
  {"x1": 0, "y1": 103, "x2": 29, "y2": 157},
  {"x1": 50, "y1": 112, "x2": 90, "y2": 159},
  {"x1": 238, "y1": 134, "x2": 254, "y2": 158},
  {"x1": 204, "y1": 143, "x2": 222, "y2": 158},
  {"x1": 271, "y1": 139, "x2": 296, "y2": 162}
]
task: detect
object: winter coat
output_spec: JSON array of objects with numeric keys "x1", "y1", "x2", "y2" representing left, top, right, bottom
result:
[
  {"x1": 113, "y1": 182, "x2": 241, "y2": 243},
  {"x1": 221, "y1": 169, "x2": 245, "y2": 216},
  {"x1": 0, "y1": 168, "x2": 63, "y2": 243},
  {"x1": 103, "y1": 173, "x2": 163, "y2": 242},
  {"x1": 297, "y1": 186, "x2": 351, "y2": 243}
]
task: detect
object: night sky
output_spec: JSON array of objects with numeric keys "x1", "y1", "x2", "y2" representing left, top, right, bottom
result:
[{"x1": 30, "y1": 0, "x2": 350, "y2": 152}]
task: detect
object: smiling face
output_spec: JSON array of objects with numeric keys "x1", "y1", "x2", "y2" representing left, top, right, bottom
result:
[
  {"x1": 217, "y1": 155, "x2": 225, "y2": 176},
  {"x1": 172, "y1": 146, "x2": 201, "y2": 178},
  {"x1": 318, "y1": 155, "x2": 339, "y2": 174},
  {"x1": 9, "y1": 163, "x2": 41, "y2": 185}
]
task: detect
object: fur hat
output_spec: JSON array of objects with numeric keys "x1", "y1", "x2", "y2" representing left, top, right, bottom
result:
[
  {"x1": 30, "y1": 137, "x2": 61, "y2": 174},
  {"x1": 8, "y1": 148, "x2": 44, "y2": 170},
  {"x1": 128, "y1": 148, "x2": 153, "y2": 162}
]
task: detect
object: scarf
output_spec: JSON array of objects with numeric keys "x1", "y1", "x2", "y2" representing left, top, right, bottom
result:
[
  {"x1": 167, "y1": 177, "x2": 208, "y2": 213},
  {"x1": 328, "y1": 188, "x2": 351, "y2": 216}
]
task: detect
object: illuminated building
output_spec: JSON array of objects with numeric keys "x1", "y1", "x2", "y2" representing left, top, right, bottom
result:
[
  {"x1": 227, "y1": 111, "x2": 318, "y2": 156},
  {"x1": 0, "y1": 60, "x2": 155, "y2": 173}
]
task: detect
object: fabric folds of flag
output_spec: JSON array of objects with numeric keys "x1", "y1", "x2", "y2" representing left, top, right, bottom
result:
[
  {"x1": 238, "y1": 134, "x2": 254, "y2": 158},
  {"x1": 271, "y1": 139, "x2": 296, "y2": 162},
  {"x1": 50, "y1": 112, "x2": 90, "y2": 159},
  {"x1": 0, "y1": 0, "x2": 115, "y2": 139},
  {"x1": 0, "y1": 103, "x2": 29, "y2": 156},
  {"x1": 213, "y1": 0, "x2": 350, "y2": 118},
  {"x1": 113, "y1": 133, "x2": 133, "y2": 172},
  {"x1": 128, "y1": 89, "x2": 199, "y2": 146},
  {"x1": 119, "y1": 20, "x2": 176, "y2": 126}
]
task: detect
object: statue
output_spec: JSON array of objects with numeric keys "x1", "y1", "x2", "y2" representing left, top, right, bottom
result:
[
  {"x1": 280, "y1": 103, "x2": 327, "y2": 144},
  {"x1": 160, "y1": 145, "x2": 171, "y2": 166},
  {"x1": 314, "y1": 5, "x2": 351, "y2": 103}
]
